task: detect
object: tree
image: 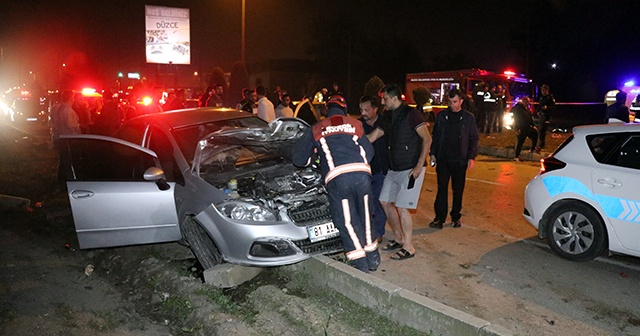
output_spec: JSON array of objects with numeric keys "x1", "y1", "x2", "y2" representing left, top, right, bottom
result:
[
  {"x1": 363, "y1": 76, "x2": 385, "y2": 98},
  {"x1": 412, "y1": 86, "x2": 431, "y2": 110}
]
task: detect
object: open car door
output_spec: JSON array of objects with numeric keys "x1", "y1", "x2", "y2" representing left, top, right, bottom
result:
[{"x1": 59, "y1": 135, "x2": 181, "y2": 249}]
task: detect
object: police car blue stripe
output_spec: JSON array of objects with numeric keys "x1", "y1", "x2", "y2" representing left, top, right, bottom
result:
[
  {"x1": 595, "y1": 194, "x2": 625, "y2": 220},
  {"x1": 542, "y1": 176, "x2": 595, "y2": 200},
  {"x1": 543, "y1": 176, "x2": 640, "y2": 224}
]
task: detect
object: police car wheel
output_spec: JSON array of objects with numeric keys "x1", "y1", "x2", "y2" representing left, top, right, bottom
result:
[{"x1": 544, "y1": 201, "x2": 607, "y2": 262}]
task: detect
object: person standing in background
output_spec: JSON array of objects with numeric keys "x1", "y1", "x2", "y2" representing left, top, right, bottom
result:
[
  {"x1": 256, "y1": 85, "x2": 276, "y2": 122},
  {"x1": 536, "y1": 84, "x2": 555, "y2": 149}
]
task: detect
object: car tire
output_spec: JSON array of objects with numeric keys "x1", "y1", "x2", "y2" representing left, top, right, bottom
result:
[
  {"x1": 181, "y1": 216, "x2": 223, "y2": 269},
  {"x1": 544, "y1": 201, "x2": 607, "y2": 261}
]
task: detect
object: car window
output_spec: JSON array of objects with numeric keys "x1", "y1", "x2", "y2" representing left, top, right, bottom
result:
[
  {"x1": 586, "y1": 133, "x2": 626, "y2": 163},
  {"x1": 113, "y1": 123, "x2": 148, "y2": 146},
  {"x1": 65, "y1": 138, "x2": 156, "y2": 181},
  {"x1": 148, "y1": 127, "x2": 184, "y2": 184},
  {"x1": 171, "y1": 117, "x2": 267, "y2": 165},
  {"x1": 615, "y1": 136, "x2": 640, "y2": 170}
]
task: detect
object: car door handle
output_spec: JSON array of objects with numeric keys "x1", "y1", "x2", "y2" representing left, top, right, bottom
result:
[
  {"x1": 71, "y1": 190, "x2": 95, "y2": 199},
  {"x1": 597, "y1": 178, "x2": 622, "y2": 188}
]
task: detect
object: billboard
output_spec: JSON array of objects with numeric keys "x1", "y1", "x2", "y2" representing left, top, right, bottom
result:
[{"x1": 145, "y1": 5, "x2": 190, "y2": 65}]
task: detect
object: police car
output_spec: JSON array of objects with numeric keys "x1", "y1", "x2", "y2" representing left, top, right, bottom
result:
[{"x1": 524, "y1": 123, "x2": 640, "y2": 261}]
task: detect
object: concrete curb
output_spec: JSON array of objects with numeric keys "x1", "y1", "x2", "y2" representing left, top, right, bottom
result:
[{"x1": 286, "y1": 255, "x2": 513, "y2": 336}]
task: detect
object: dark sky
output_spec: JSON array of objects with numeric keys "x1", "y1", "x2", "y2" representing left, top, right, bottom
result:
[{"x1": 1, "y1": 0, "x2": 639, "y2": 101}]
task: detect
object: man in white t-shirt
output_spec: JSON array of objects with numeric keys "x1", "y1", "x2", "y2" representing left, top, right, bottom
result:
[
  {"x1": 256, "y1": 85, "x2": 275, "y2": 122},
  {"x1": 275, "y1": 93, "x2": 294, "y2": 118}
]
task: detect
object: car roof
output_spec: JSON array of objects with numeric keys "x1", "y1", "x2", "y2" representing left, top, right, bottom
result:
[
  {"x1": 124, "y1": 107, "x2": 254, "y2": 130},
  {"x1": 573, "y1": 123, "x2": 640, "y2": 136}
]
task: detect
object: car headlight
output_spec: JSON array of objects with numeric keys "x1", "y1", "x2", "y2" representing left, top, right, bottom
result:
[{"x1": 216, "y1": 201, "x2": 277, "y2": 222}]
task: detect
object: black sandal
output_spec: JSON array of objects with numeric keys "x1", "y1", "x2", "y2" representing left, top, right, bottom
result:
[
  {"x1": 382, "y1": 240, "x2": 403, "y2": 251},
  {"x1": 390, "y1": 248, "x2": 415, "y2": 260}
]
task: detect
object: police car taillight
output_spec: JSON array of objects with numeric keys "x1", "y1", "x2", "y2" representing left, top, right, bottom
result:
[{"x1": 540, "y1": 156, "x2": 566, "y2": 174}]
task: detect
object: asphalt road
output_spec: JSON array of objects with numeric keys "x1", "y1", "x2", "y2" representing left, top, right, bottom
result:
[{"x1": 374, "y1": 155, "x2": 640, "y2": 335}]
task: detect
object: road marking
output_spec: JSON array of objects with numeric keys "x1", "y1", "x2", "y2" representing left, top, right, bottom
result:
[{"x1": 425, "y1": 171, "x2": 507, "y2": 186}]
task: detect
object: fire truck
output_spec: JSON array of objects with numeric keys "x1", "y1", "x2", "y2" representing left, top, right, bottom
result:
[{"x1": 405, "y1": 68, "x2": 536, "y2": 111}]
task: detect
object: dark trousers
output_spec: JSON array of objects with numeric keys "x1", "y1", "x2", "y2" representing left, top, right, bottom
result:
[
  {"x1": 475, "y1": 109, "x2": 485, "y2": 132},
  {"x1": 538, "y1": 120, "x2": 549, "y2": 148},
  {"x1": 326, "y1": 173, "x2": 378, "y2": 264},
  {"x1": 371, "y1": 172, "x2": 387, "y2": 238},
  {"x1": 434, "y1": 161, "x2": 468, "y2": 223},
  {"x1": 515, "y1": 126, "x2": 538, "y2": 157},
  {"x1": 483, "y1": 107, "x2": 496, "y2": 134}
]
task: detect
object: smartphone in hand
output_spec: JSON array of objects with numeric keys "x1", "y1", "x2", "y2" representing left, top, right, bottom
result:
[{"x1": 408, "y1": 174, "x2": 415, "y2": 189}]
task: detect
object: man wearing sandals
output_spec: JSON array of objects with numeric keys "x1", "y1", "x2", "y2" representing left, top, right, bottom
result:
[
  {"x1": 292, "y1": 95, "x2": 381, "y2": 273},
  {"x1": 371, "y1": 84, "x2": 431, "y2": 261}
]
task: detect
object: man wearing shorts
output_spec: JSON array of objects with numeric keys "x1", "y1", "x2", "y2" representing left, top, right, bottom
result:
[{"x1": 374, "y1": 84, "x2": 431, "y2": 260}]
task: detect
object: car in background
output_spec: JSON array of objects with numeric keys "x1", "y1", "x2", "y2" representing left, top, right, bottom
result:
[
  {"x1": 59, "y1": 108, "x2": 341, "y2": 269},
  {"x1": 10, "y1": 98, "x2": 47, "y2": 123},
  {"x1": 524, "y1": 123, "x2": 640, "y2": 261}
]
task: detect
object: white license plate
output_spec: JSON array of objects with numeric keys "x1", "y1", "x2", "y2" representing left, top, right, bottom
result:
[{"x1": 307, "y1": 222, "x2": 340, "y2": 243}]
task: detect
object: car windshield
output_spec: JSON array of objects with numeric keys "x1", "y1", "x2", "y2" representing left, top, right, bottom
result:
[
  {"x1": 171, "y1": 117, "x2": 267, "y2": 164},
  {"x1": 195, "y1": 118, "x2": 309, "y2": 186}
]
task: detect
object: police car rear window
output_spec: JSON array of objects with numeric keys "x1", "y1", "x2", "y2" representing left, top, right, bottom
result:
[{"x1": 586, "y1": 133, "x2": 627, "y2": 163}]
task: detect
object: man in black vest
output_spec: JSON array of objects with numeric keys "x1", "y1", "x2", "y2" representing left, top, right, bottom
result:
[{"x1": 370, "y1": 84, "x2": 431, "y2": 261}]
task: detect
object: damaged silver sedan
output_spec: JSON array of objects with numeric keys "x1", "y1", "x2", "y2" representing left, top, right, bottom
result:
[{"x1": 60, "y1": 108, "x2": 341, "y2": 268}]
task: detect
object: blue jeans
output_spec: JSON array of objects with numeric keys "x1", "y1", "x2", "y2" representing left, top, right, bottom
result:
[{"x1": 371, "y1": 172, "x2": 387, "y2": 238}]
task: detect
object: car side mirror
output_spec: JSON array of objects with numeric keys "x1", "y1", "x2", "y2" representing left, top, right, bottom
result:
[{"x1": 143, "y1": 167, "x2": 171, "y2": 191}]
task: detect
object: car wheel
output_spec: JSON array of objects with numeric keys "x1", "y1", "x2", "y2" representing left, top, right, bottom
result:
[
  {"x1": 544, "y1": 202, "x2": 606, "y2": 261},
  {"x1": 181, "y1": 216, "x2": 223, "y2": 269}
]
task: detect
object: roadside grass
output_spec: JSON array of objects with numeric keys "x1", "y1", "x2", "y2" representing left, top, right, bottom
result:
[
  {"x1": 54, "y1": 304, "x2": 78, "y2": 329},
  {"x1": 159, "y1": 295, "x2": 195, "y2": 324},
  {"x1": 194, "y1": 287, "x2": 257, "y2": 324},
  {"x1": 276, "y1": 268, "x2": 433, "y2": 336}
]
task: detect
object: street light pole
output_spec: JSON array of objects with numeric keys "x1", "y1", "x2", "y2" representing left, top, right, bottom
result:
[{"x1": 241, "y1": 0, "x2": 246, "y2": 64}]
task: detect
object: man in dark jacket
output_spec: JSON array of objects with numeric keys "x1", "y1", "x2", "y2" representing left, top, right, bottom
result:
[
  {"x1": 359, "y1": 95, "x2": 389, "y2": 243},
  {"x1": 604, "y1": 91, "x2": 630, "y2": 124},
  {"x1": 536, "y1": 84, "x2": 556, "y2": 148},
  {"x1": 512, "y1": 96, "x2": 539, "y2": 161},
  {"x1": 429, "y1": 89, "x2": 479, "y2": 229},
  {"x1": 291, "y1": 95, "x2": 380, "y2": 273}
]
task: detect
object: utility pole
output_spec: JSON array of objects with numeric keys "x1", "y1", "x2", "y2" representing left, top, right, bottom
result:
[{"x1": 241, "y1": 0, "x2": 246, "y2": 64}]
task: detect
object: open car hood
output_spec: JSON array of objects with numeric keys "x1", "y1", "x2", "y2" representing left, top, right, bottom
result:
[{"x1": 193, "y1": 118, "x2": 308, "y2": 173}]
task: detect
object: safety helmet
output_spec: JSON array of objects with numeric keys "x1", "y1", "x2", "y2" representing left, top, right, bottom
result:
[{"x1": 326, "y1": 95, "x2": 347, "y2": 109}]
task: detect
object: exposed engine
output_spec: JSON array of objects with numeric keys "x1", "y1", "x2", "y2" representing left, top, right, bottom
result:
[{"x1": 216, "y1": 164, "x2": 331, "y2": 226}]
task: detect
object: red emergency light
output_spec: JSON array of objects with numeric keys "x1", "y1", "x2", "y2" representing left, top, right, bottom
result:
[
  {"x1": 82, "y1": 88, "x2": 97, "y2": 95},
  {"x1": 503, "y1": 70, "x2": 516, "y2": 76}
]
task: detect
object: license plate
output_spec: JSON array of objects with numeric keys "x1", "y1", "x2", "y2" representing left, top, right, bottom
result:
[{"x1": 307, "y1": 222, "x2": 340, "y2": 243}]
